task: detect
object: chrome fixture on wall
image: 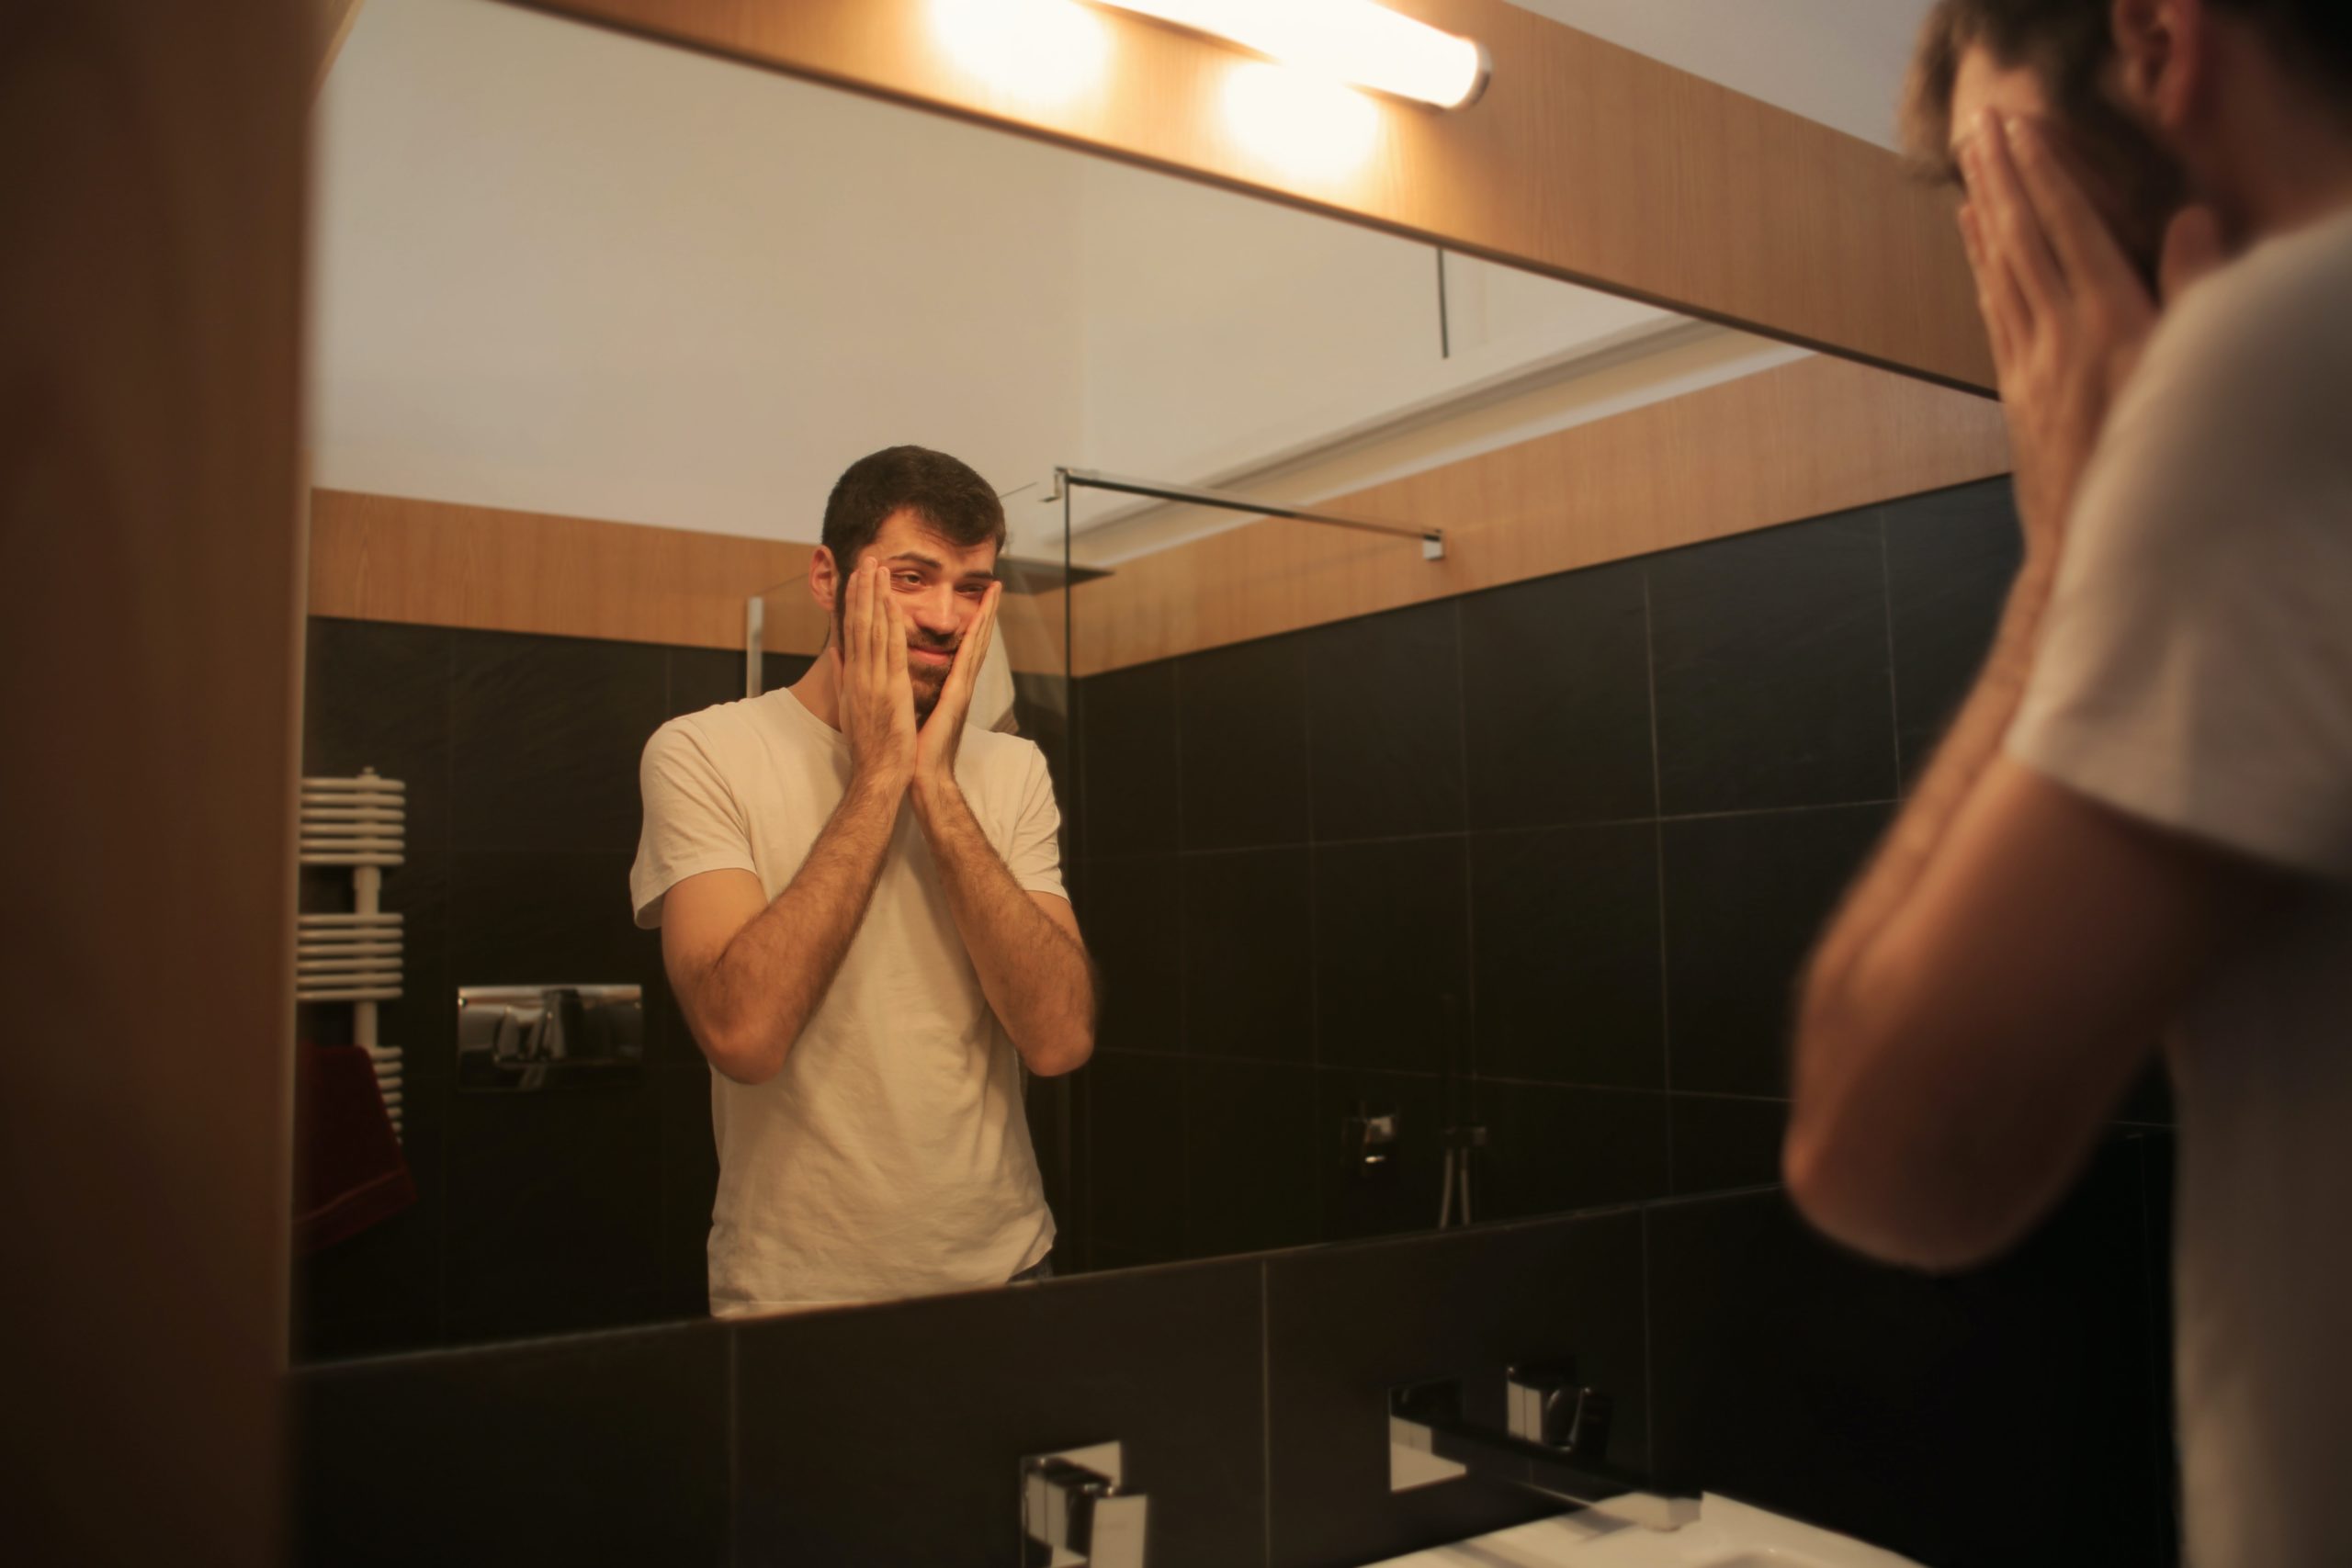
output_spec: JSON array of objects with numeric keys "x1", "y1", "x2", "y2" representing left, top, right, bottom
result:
[
  {"x1": 456, "y1": 984, "x2": 644, "y2": 1092},
  {"x1": 1046, "y1": 466, "x2": 1447, "y2": 562},
  {"x1": 1022, "y1": 1440, "x2": 1149, "y2": 1568},
  {"x1": 1389, "y1": 1364, "x2": 1700, "y2": 1532}
]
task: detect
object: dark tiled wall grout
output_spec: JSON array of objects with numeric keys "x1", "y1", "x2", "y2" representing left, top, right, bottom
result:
[
  {"x1": 1640, "y1": 570, "x2": 1678, "y2": 1190},
  {"x1": 1257, "y1": 1258, "x2": 1274, "y2": 1568}
]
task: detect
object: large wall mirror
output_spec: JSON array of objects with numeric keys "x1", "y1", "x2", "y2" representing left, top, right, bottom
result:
[{"x1": 295, "y1": 0, "x2": 2007, "y2": 1359}]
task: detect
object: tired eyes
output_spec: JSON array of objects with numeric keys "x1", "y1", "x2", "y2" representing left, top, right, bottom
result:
[{"x1": 891, "y1": 572, "x2": 989, "y2": 597}]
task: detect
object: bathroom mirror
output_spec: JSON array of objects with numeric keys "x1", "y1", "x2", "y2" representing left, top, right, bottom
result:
[{"x1": 295, "y1": 0, "x2": 2009, "y2": 1359}]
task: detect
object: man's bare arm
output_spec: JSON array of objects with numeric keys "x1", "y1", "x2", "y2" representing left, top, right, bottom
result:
[
  {"x1": 898, "y1": 581, "x2": 1094, "y2": 1076},
  {"x1": 1788, "y1": 114, "x2": 2255, "y2": 1267},
  {"x1": 661, "y1": 775, "x2": 900, "y2": 1085},
  {"x1": 915, "y1": 781, "x2": 1095, "y2": 1077},
  {"x1": 662, "y1": 559, "x2": 917, "y2": 1084}
]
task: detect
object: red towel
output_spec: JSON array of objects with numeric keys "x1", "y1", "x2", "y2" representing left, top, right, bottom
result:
[{"x1": 292, "y1": 1043, "x2": 416, "y2": 1255}]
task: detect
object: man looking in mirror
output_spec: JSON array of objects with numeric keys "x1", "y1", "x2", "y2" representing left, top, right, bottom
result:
[
  {"x1": 1784, "y1": 4, "x2": 2350, "y2": 1563},
  {"x1": 630, "y1": 446, "x2": 1093, "y2": 1315}
]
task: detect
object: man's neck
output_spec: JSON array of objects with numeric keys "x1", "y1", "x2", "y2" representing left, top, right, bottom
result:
[
  {"x1": 790, "y1": 643, "x2": 844, "y2": 732},
  {"x1": 2208, "y1": 59, "x2": 2352, "y2": 247}
]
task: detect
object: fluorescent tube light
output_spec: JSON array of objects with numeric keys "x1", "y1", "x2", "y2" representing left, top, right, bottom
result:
[{"x1": 1091, "y1": 0, "x2": 1491, "y2": 109}]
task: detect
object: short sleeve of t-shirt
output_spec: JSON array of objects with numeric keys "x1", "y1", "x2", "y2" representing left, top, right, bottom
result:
[
  {"x1": 1004, "y1": 742, "x2": 1068, "y2": 901},
  {"x1": 2006, "y1": 214, "x2": 2352, "y2": 880},
  {"x1": 630, "y1": 718, "x2": 759, "y2": 927}
]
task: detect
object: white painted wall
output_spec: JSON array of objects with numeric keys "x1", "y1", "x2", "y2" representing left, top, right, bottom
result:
[{"x1": 311, "y1": 0, "x2": 1089, "y2": 549}]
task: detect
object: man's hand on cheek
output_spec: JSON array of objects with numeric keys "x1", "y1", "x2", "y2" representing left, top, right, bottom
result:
[
  {"x1": 1958, "y1": 109, "x2": 2178, "y2": 564},
  {"x1": 911, "y1": 582, "x2": 1001, "y2": 808},
  {"x1": 841, "y1": 560, "x2": 918, "y2": 795}
]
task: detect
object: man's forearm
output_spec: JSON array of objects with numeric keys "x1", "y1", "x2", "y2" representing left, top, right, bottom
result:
[
  {"x1": 1793, "y1": 553, "x2": 2057, "y2": 1100},
  {"x1": 912, "y1": 778, "x2": 1094, "y2": 1076},
  {"x1": 695, "y1": 775, "x2": 901, "y2": 1082}
]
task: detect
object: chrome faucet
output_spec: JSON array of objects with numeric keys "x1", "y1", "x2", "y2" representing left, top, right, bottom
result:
[
  {"x1": 1388, "y1": 1362, "x2": 1700, "y2": 1532},
  {"x1": 1021, "y1": 1441, "x2": 1148, "y2": 1568}
]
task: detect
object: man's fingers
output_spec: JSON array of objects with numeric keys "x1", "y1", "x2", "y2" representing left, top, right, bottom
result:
[
  {"x1": 884, "y1": 592, "x2": 909, "y2": 682},
  {"x1": 850, "y1": 560, "x2": 872, "y2": 666},
  {"x1": 1958, "y1": 203, "x2": 2016, "y2": 373},
  {"x1": 2004, "y1": 116, "x2": 2148, "y2": 310},
  {"x1": 1959, "y1": 169, "x2": 2033, "y2": 376},
  {"x1": 945, "y1": 584, "x2": 1001, "y2": 703},
  {"x1": 1968, "y1": 112, "x2": 2064, "y2": 320}
]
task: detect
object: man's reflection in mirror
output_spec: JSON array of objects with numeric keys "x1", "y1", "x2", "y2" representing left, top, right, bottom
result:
[{"x1": 630, "y1": 446, "x2": 1095, "y2": 1314}]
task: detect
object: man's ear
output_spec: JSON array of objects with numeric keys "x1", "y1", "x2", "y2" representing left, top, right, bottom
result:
[
  {"x1": 2112, "y1": 0, "x2": 2205, "y2": 131},
  {"x1": 809, "y1": 546, "x2": 840, "y2": 615}
]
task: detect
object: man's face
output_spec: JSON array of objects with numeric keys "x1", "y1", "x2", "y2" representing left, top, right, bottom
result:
[
  {"x1": 1948, "y1": 44, "x2": 2188, "y2": 285},
  {"x1": 834, "y1": 508, "x2": 999, "y2": 721}
]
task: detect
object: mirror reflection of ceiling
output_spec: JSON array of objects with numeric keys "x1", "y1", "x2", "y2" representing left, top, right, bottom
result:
[{"x1": 310, "y1": 0, "x2": 1924, "y2": 566}]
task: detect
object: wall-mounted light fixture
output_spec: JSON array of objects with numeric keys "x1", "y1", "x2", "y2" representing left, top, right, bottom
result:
[{"x1": 1089, "y1": 0, "x2": 1491, "y2": 109}]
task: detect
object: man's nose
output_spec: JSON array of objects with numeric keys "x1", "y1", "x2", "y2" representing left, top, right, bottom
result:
[{"x1": 908, "y1": 586, "x2": 963, "y2": 637}]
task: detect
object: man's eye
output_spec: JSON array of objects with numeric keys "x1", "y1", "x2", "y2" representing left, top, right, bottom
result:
[
  {"x1": 958, "y1": 584, "x2": 988, "y2": 597},
  {"x1": 893, "y1": 574, "x2": 922, "y2": 589}
]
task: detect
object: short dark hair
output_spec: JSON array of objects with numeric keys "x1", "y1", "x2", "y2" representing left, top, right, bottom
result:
[
  {"x1": 1902, "y1": 0, "x2": 2352, "y2": 179},
  {"x1": 820, "y1": 445, "x2": 1006, "y2": 574}
]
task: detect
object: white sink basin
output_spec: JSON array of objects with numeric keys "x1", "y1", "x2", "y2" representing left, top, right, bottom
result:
[{"x1": 1363, "y1": 1495, "x2": 1927, "y2": 1567}]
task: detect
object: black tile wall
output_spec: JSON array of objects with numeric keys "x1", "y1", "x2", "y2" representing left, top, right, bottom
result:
[
  {"x1": 1060, "y1": 482, "x2": 2167, "y2": 1280},
  {"x1": 450, "y1": 628, "x2": 667, "y2": 853},
  {"x1": 1647, "y1": 1135, "x2": 2171, "y2": 1568},
  {"x1": 1082, "y1": 660, "x2": 1182, "y2": 855},
  {"x1": 1184, "y1": 1057, "x2": 1321, "y2": 1256},
  {"x1": 1086, "y1": 1051, "x2": 1190, "y2": 1262},
  {"x1": 1304, "y1": 598, "x2": 1466, "y2": 840},
  {"x1": 1883, "y1": 479, "x2": 2022, "y2": 788},
  {"x1": 297, "y1": 623, "x2": 796, "y2": 1360},
  {"x1": 667, "y1": 645, "x2": 751, "y2": 719},
  {"x1": 1668, "y1": 1094, "x2": 1790, "y2": 1194},
  {"x1": 1089, "y1": 852, "x2": 1185, "y2": 1055},
  {"x1": 1660, "y1": 804, "x2": 1892, "y2": 1097},
  {"x1": 1312, "y1": 835, "x2": 1471, "y2": 1075},
  {"x1": 293, "y1": 1320, "x2": 733, "y2": 1568},
  {"x1": 440, "y1": 1081, "x2": 663, "y2": 1341},
  {"x1": 653, "y1": 1063, "x2": 719, "y2": 1313},
  {"x1": 293, "y1": 1157, "x2": 2177, "y2": 1568},
  {"x1": 1470, "y1": 821, "x2": 1664, "y2": 1089},
  {"x1": 1459, "y1": 558, "x2": 1657, "y2": 830},
  {"x1": 1475, "y1": 1083, "x2": 1671, "y2": 1220},
  {"x1": 1648, "y1": 509, "x2": 1897, "y2": 815},
  {"x1": 734, "y1": 1260, "x2": 1266, "y2": 1568},
  {"x1": 1181, "y1": 848, "x2": 1314, "y2": 1061},
  {"x1": 1179, "y1": 633, "x2": 1310, "y2": 850}
]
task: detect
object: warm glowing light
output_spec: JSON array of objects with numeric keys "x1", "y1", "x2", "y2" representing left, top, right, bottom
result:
[
  {"x1": 1220, "y1": 60, "x2": 1380, "y2": 181},
  {"x1": 1093, "y1": 0, "x2": 1488, "y2": 109},
  {"x1": 929, "y1": 0, "x2": 1111, "y2": 104}
]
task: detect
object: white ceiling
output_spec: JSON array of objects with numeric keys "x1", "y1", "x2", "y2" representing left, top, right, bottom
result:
[{"x1": 1506, "y1": 0, "x2": 1936, "y2": 150}]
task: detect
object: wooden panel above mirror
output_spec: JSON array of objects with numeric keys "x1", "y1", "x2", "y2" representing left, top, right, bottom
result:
[{"x1": 517, "y1": 0, "x2": 1992, "y2": 392}]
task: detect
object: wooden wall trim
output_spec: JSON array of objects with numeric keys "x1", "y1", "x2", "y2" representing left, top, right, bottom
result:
[
  {"x1": 311, "y1": 354, "x2": 2008, "y2": 679},
  {"x1": 517, "y1": 0, "x2": 1993, "y2": 391},
  {"x1": 1060, "y1": 355, "x2": 2012, "y2": 675},
  {"x1": 309, "y1": 489, "x2": 831, "y2": 655},
  {"x1": 4, "y1": 0, "x2": 305, "y2": 1560}
]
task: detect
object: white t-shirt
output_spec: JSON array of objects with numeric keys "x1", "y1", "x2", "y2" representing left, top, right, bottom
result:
[
  {"x1": 628, "y1": 684, "x2": 1064, "y2": 1315},
  {"x1": 2007, "y1": 208, "x2": 2352, "y2": 1568}
]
